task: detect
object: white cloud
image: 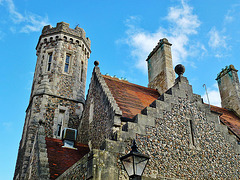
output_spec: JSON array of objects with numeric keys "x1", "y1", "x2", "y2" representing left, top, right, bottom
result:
[
  {"x1": 6, "y1": 0, "x2": 24, "y2": 23},
  {"x1": 224, "y1": 14, "x2": 233, "y2": 23},
  {"x1": 121, "y1": 0, "x2": 201, "y2": 73},
  {"x1": 2, "y1": 121, "x2": 13, "y2": 131},
  {"x1": 1, "y1": 0, "x2": 49, "y2": 33},
  {"x1": 202, "y1": 83, "x2": 221, "y2": 107},
  {"x1": 208, "y1": 27, "x2": 227, "y2": 49},
  {"x1": 20, "y1": 14, "x2": 49, "y2": 33},
  {"x1": 224, "y1": 4, "x2": 240, "y2": 24}
]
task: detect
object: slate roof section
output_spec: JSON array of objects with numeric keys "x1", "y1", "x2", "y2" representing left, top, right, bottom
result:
[
  {"x1": 45, "y1": 137, "x2": 89, "y2": 180},
  {"x1": 211, "y1": 105, "x2": 240, "y2": 140},
  {"x1": 102, "y1": 75, "x2": 160, "y2": 119}
]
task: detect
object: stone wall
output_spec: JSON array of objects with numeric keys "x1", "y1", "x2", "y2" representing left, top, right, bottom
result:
[
  {"x1": 24, "y1": 125, "x2": 50, "y2": 180},
  {"x1": 119, "y1": 76, "x2": 240, "y2": 179},
  {"x1": 14, "y1": 22, "x2": 90, "y2": 179},
  {"x1": 57, "y1": 141, "x2": 128, "y2": 180},
  {"x1": 78, "y1": 66, "x2": 122, "y2": 149}
]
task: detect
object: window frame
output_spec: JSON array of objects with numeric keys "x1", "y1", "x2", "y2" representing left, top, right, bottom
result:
[
  {"x1": 47, "y1": 52, "x2": 53, "y2": 72},
  {"x1": 64, "y1": 53, "x2": 71, "y2": 74}
]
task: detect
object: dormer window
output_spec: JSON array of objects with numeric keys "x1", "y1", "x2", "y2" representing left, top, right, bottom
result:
[
  {"x1": 47, "y1": 53, "x2": 53, "y2": 71},
  {"x1": 64, "y1": 54, "x2": 70, "y2": 73}
]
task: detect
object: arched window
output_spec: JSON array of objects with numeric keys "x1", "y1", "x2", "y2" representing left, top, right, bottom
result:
[{"x1": 64, "y1": 36, "x2": 67, "y2": 42}]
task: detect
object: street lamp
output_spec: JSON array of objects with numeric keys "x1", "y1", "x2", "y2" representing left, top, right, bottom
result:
[{"x1": 120, "y1": 140, "x2": 150, "y2": 180}]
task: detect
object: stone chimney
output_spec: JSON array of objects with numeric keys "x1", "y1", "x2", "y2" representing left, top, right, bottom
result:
[
  {"x1": 216, "y1": 65, "x2": 240, "y2": 116},
  {"x1": 146, "y1": 38, "x2": 175, "y2": 95}
]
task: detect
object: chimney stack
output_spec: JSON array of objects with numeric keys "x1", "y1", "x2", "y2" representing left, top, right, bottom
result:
[
  {"x1": 146, "y1": 38, "x2": 175, "y2": 95},
  {"x1": 216, "y1": 65, "x2": 240, "y2": 116}
]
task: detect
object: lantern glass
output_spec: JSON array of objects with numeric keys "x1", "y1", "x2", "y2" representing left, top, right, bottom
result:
[
  {"x1": 122, "y1": 155, "x2": 134, "y2": 176},
  {"x1": 134, "y1": 155, "x2": 149, "y2": 176}
]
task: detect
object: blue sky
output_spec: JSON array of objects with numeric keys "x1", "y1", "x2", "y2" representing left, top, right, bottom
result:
[{"x1": 1, "y1": 0, "x2": 240, "y2": 179}]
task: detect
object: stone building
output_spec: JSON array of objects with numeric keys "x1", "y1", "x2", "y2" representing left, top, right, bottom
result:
[{"x1": 14, "y1": 22, "x2": 240, "y2": 180}]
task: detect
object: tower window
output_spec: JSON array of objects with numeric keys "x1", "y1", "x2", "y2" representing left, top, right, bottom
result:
[
  {"x1": 64, "y1": 54, "x2": 70, "y2": 73},
  {"x1": 57, "y1": 124, "x2": 62, "y2": 137},
  {"x1": 80, "y1": 61, "x2": 84, "y2": 82},
  {"x1": 47, "y1": 53, "x2": 53, "y2": 71}
]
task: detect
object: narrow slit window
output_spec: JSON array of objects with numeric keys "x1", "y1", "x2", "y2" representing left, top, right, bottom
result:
[
  {"x1": 57, "y1": 124, "x2": 62, "y2": 137},
  {"x1": 64, "y1": 54, "x2": 70, "y2": 73},
  {"x1": 80, "y1": 61, "x2": 84, "y2": 82},
  {"x1": 47, "y1": 53, "x2": 52, "y2": 71},
  {"x1": 189, "y1": 120, "x2": 195, "y2": 146}
]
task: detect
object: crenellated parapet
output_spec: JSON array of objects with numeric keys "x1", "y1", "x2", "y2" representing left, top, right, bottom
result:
[{"x1": 36, "y1": 22, "x2": 91, "y2": 57}]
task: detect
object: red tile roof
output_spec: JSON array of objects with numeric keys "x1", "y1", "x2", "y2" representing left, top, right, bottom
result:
[
  {"x1": 102, "y1": 75, "x2": 240, "y2": 140},
  {"x1": 102, "y1": 75, "x2": 159, "y2": 119},
  {"x1": 45, "y1": 137, "x2": 89, "y2": 179},
  {"x1": 211, "y1": 105, "x2": 240, "y2": 140}
]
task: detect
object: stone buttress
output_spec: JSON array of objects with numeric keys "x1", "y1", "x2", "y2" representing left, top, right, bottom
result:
[{"x1": 14, "y1": 22, "x2": 91, "y2": 180}]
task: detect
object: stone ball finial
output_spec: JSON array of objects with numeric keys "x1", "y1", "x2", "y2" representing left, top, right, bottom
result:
[
  {"x1": 94, "y1": 61, "x2": 99, "y2": 66},
  {"x1": 175, "y1": 64, "x2": 185, "y2": 76}
]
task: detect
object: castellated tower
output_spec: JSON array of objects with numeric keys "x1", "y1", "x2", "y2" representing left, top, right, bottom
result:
[
  {"x1": 14, "y1": 22, "x2": 91, "y2": 179},
  {"x1": 146, "y1": 38, "x2": 175, "y2": 95}
]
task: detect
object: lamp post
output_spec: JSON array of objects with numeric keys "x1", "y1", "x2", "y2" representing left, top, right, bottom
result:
[{"x1": 120, "y1": 140, "x2": 150, "y2": 180}]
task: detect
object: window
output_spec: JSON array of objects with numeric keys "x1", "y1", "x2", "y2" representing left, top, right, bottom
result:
[
  {"x1": 80, "y1": 61, "x2": 84, "y2": 82},
  {"x1": 188, "y1": 119, "x2": 195, "y2": 147},
  {"x1": 57, "y1": 124, "x2": 62, "y2": 137},
  {"x1": 56, "y1": 110, "x2": 64, "y2": 138},
  {"x1": 47, "y1": 53, "x2": 52, "y2": 71},
  {"x1": 64, "y1": 54, "x2": 70, "y2": 73}
]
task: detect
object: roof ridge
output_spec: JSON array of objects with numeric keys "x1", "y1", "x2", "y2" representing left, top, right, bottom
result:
[{"x1": 102, "y1": 75, "x2": 159, "y2": 92}]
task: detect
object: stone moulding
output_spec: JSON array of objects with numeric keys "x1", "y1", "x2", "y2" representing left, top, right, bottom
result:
[{"x1": 93, "y1": 66, "x2": 122, "y2": 118}]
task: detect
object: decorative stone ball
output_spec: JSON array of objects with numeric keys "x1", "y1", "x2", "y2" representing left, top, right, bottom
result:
[
  {"x1": 94, "y1": 61, "x2": 99, "y2": 66},
  {"x1": 175, "y1": 64, "x2": 185, "y2": 76}
]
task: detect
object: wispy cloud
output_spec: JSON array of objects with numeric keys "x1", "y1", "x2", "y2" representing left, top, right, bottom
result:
[
  {"x1": 119, "y1": 0, "x2": 201, "y2": 73},
  {"x1": 208, "y1": 27, "x2": 227, "y2": 49},
  {"x1": 202, "y1": 83, "x2": 221, "y2": 107},
  {"x1": 1, "y1": 0, "x2": 49, "y2": 33},
  {"x1": 224, "y1": 4, "x2": 240, "y2": 24},
  {"x1": 2, "y1": 121, "x2": 13, "y2": 131}
]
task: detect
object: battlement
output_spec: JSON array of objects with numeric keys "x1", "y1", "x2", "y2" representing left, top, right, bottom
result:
[
  {"x1": 42, "y1": 22, "x2": 88, "y2": 39},
  {"x1": 36, "y1": 22, "x2": 91, "y2": 52}
]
